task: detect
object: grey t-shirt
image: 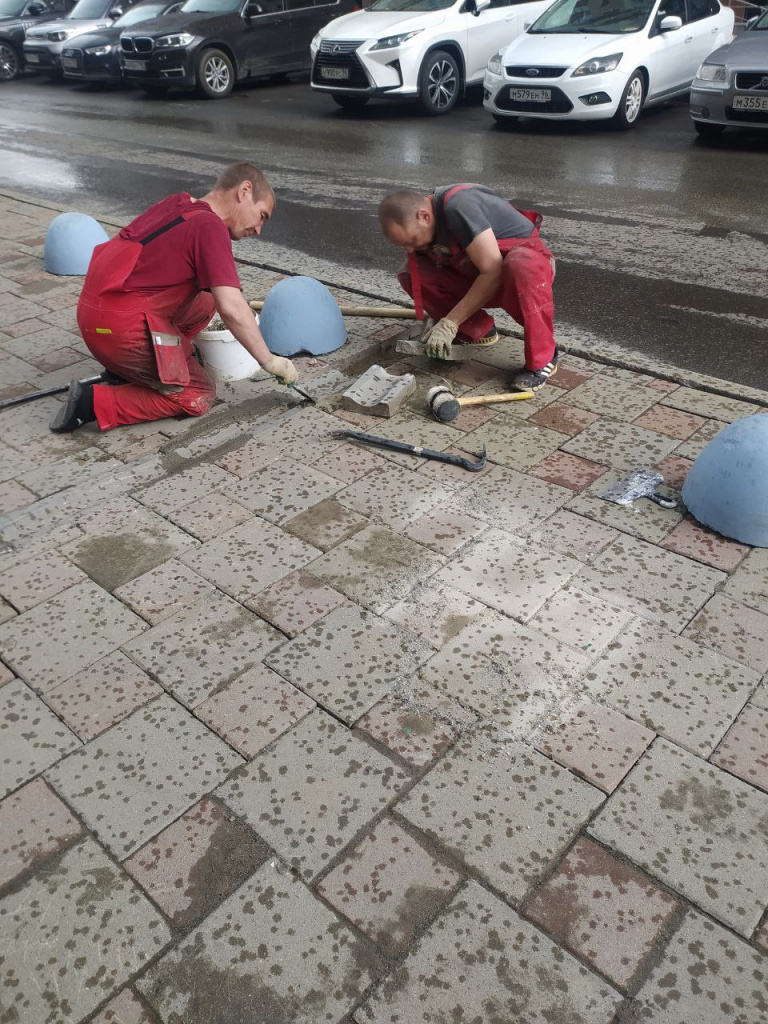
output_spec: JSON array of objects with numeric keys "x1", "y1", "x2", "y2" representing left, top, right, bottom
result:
[{"x1": 432, "y1": 184, "x2": 533, "y2": 250}]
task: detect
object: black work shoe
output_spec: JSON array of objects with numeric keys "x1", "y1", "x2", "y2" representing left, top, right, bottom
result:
[
  {"x1": 457, "y1": 326, "x2": 499, "y2": 347},
  {"x1": 511, "y1": 348, "x2": 559, "y2": 392},
  {"x1": 49, "y1": 380, "x2": 96, "y2": 433}
]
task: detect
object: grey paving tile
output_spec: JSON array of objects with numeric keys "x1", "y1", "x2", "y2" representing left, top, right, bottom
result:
[
  {"x1": 564, "y1": 467, "x2": 684, "y2": 544},
  {"x1": 265, "y1": 603, "x2": 431, "y2": 724},
  {"x1": 671, "y1": 417, "x2": 723, "y2": 459},
  {"x1": 0, "y1": 838, "x2": 171, "y2": 1024},
  {"x1": 588, "y1": 621, "x2": 760, "y2": 756},
  {"x1": 564, "y1": 376, "x2": 662, "y2": 421},
  {"x1": 0, "y1": 679, "x2": 80, "y2": 798},
  {"x1": 226, "y1": 458, "x2": 342, "y2": 525},
  {"x1": 562, "y1": 419, "x2": 678, "y2": 473},
  {"x1": 660, "y1": 387, "x2": 760, "y2": 422},
  {"x1": 461, "y1": 416, "x2": 566, "y2": 471},
  {"x1": 138, "y1": 860, "x2": 380, "y2": 1024},
  {"x1": 530, "y1": 584, "x2": 633, "y2": 655},
  {"x1": 0, "y1": 777, "x2": 82, "y2": 887},
  {"x1": 624, "y1": 910, "x2": 768, "y2": 1024},
  {"x1": 133, "y1": 463, "x2": 234, "y2": 516},
  {"x1": 123, "y1": 590, "x2": 283, "y2": 708},
  {"x1": 113, "y1": 558, "x2": 214, "y2": 625},
  {"x1": 398, "y1": 723, "x2": 603, "y2": 902},
  {"x1": 219, "y1": 710, "x2": 410, "y2": 881},
  {"x1": 529, "y1": 509, "x2": 620, "y2": 563},
  {"x1": 446, "y1": 464, "x2": 571, "y2": 536},
  {"x1": 721, "y1": 546, "x2": 768, "y2": 616},
  {"x1": 684, "y1": 594, "x2": 768, "y2": 674},
  {"x1": 384, "y1": 581, "x2": 491, "y2": 650},
  {"x1": 179, "y1": 518, "x2": 321, "y2": 604},
  {"x1": 0, "y1": 579, "x2": 146, "y2": 693},
  {"x1": 47, "y1": 694, "x2": 242, "y2": 859},
  {"x1": 336, "y1": 463, "x2": 453, "y2": 531},
  {"x1": 0, "y1": 550, "x2": 86, "y2": 613},
  {"x1": 91, "y1": 990, "x2": 155, "y2": 1024},
  {"x1": 307, "y1": 523, "x2": 444, "y2": 614},
  {"x1": 355, "y1": 881, "x2": 621, "y2": 1024},
  {"x1": 589, "y1": 738, "x2": 768, "y2": 936},
  {"x1": 284, "y1": 496, "x2": 369, "y2": 552},
  {"x1": 433, "y1": 527, "x2": 582, "y2": 621},
  {"x1": 752, "y1": 677, "x2": 768, "y2": 711}
]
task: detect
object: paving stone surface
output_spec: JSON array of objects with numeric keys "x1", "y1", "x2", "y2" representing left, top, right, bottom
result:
[
  {"x1": 684, "y1": 593, "x2": 768, "y2": 673},
  {"x1": 588, "y1": 621, "x2": 760, "y2": 756},
  {"x1": 383, "y1": 581, "x2": 490, "y2": 649},
  {"x1": 462, "y1": 416, "x2": 566, "y2": 471},
  {"x1": 219, "y1": 710, "x2": 410, "y2": 880},
  {"x1": 0, "y1": 549, "x2": 86, "y2": 612},
  {"x1": 403, "y1": 507, "x2": 485, "y2": 556},
  {"x1": 447, "y1": 464, "x2": 571, "y2": 535},
  {"x1": 721, "y1": 546, "x2": 768, "y2": 615},
  {"x1": 167, "y1": 490, "x2": 253, "y2": 541},
  {"x1": 1, "y1": 678, "x2": 80, "y2": 797},
  {"x1": 124, "y1": 590, "x2": 282, "y2": 708},
  {"x1": 123, "y1": 796, "x2": 268, "y2": 930},
  {"x1": 337, "y1": 462, "x2": 452, "y2": 531},
  {"x1": 564, "y1": 467, "x2": 684, "y2": 545},
  {"x1": 47, "y1": 694, "x2": 242, "y2": 858},
  {"x1": 226, "y1": 458, "x2": 342, "y2": 525},
  {"x1": 625, "y1": 909, "x2": 768, "y2": 1024},
  {"x1": 138, "y1": 860, "x2": 380, "y2": 1023},
  {"x1": 562, "y1": 420, "x2": 679, "y2": 472},
  {"x1": 134, "y1": 463, "x2": 234, "y2": 516},
  {"x1": 564, "y1": 376, "x2": 661, "y2": 421},
  {"x1": 711, "y1": 703, "x2": 768, "y2": 793},
  {"x1": 284, "y1": 496, "x2": 369, "y2": 552},
  {"x1": 246, "y1": 569, "x2": 347, "y2": 637},
  {"x1": 589, "y1": 738, "x2": 768, "y2": 936},
  {"x1": 528, "y1": 509, "x2": 620, "y2": 562},
  {"x1": 529, "y1": 450, "x2": 609, "y2": 491},
  {"x1": 632, "y1": 403, "x2": 707, "y2": 439},
  {"x1": 0, "y1": 838, "x2": 171, "y2": 1024},
  {"x1": 195, "y1": 664, "x2": 315, "y2": 759},
  {"x1": 113, "y1": 558, "x2": 215, "y2": 624},
  {"x1": 670, "y1": 416, "x2": 724, "y2": 459},
  {"x1": 266, "y1": 603, "x2": 430, "y2": 723},
  {"x1": 660, "y1": 386, "x2": 759, "y2": 422},
  {"x1": 312, "y1": 441, "x2": 388, "y2": 483},
  {"x1": 0, "y1": 777, "x2": 82, "y2": 888},
  {"x1": 654, "y1": 452, "x2": 694, "y2": 490},
  {"x1": 91, "y1": 990, "x2": 155, "y2": 1024},
  {"x1": 529, "y1": 401, "x2": 601, "y2": 435},
  {"x1": 524, "y1": 836, "x2": 678, "y2": 987},
  {"x1": 531, "y1": 585, "x2": 633, "y2": 655},
  {"x1": 661, "y1": 517, "x2": 750, "y2": 571},
  {"x1": 355, "y1": 881, "x2": 622, "y2": 1024}
]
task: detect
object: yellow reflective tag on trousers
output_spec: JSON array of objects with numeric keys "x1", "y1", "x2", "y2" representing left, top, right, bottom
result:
[{"x1": 95, "y1": 328, "x2": 112, "y2": 334}]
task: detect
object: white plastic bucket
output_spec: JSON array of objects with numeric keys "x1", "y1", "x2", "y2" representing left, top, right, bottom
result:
[{"x1": 194, "y1": 314, "x2": 261, "y2": 382}]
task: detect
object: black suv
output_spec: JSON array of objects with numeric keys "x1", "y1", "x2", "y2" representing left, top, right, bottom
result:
[
  {"x1": 119, "y1": 0, "x2": 355, "y2": 98},
  {"x1": 0, "y1": 0, "x2": 74, "y2": 80},
  {"x1": 61, "y1": 0, "x2": 178, "y2": 81}
]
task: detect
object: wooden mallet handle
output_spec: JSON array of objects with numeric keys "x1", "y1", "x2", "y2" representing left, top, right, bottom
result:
[
  {"x1": 459, "y1": 391, "x2": 534, "y2": 407},
  {"x1": 249, "y1": 300, "x2": 417, "y2": 319}
]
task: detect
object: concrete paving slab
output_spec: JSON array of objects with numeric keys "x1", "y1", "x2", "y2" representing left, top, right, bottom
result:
[
  {"x1": 654, "y1": 452, "x2": 694, "y2": 489},
  {"x1": 529, "y1": 509, "x2": 620, "y2": 562},
  {"x1": 284, "y1": 496, "x2": 369, "y2": 552},
  {"x1": 19, "y1": 446, "x2": 121, "y2": 499},
  {"x1": 529, "y1": 450, "x2": 609, "y2": 491},
  {"x1": 0, "y1": 777, "x2": 82, "y2": 888},
  {"x1": 529, "y1": 401, "x2": 601, "y2": 435},
  {"x1": 138, "y1": 859, "x2": 381, "y2": 1024},
  {"x1": 311, "y1": 441, "x2": 389, "y2": 483},
  {"x1": 342, "y1": 364, "x2": 416, "y2": 417},
  {"x1": 403, "y1": 507, "x2": 486, "y2": 556},
  {"x1": 47, "y1": 693, "x2": 242, "y2": 859},
  {"x1": 226, "y1": 458, "x2": 342, "y2": 525},
  {"x1": 0, "y1": 579, "x2": 146, "y2": 693},
  {"x1": 383, "y1": 581, "x2": 490, "y2": 649},
  {"x1": 219, "y1": 710, "x2": 410, "y2": 881},
  {"x1": 336, "y1": 463, "x2": 453, "y2": 531},
  {"x1": 660, "y1": 387, "x2": 760, "y2": 422},
  {"x1": 398, "y1": 724, "x2": 603, "y2": 902},
  {"x1": 589, "y1": 738, "x2": 768, "y2": 936},
  {"x1": 266, "y1": 603, "x2": 430, "y2": 724},
  {"x1": 0, "y1": 480, "x2": 36, "y2": 516},
  {"x1": 167, "y1": 490, "x2": 254, "y2": 541},
  {"x1": 564, "y1": 467, "x2": 684, "y2": 544},
  {"x1": 589, "y1": 621, "x2": 760, "y2": 756},
  {"x1": 564, "y1": 376, "x2": 662, "y2": 421},
  {"x1": 711, "y1": 703, "x2": 768, "y2": 793},
  {"x1": 446, "y1": 464, "x2": 571, "y2": 536},
  {"x1": 0, "y1": 549, "x2": 86, "y2": 612},
  {"x1": 247, "y1": 569, "x2": 347, "y2": 637},
  {"x1": 92, "y1": 990, "x2": 155, "y2": 1024},
  {"x1": 531, "y1": 585, "x2": 633, "y2": 655},
  {"x1": 662, "y1": 517, "x2": 750, "y2": 571},
  {"x1": 671, "y1": 417, "x2": 723, "y2": 459},
  {"x1": 721, "y1": 546, "x2": 768, "y2": 615},
  {"x1": 124, "y1": 590, "x2": 282, "y2": 708},
  {"x1": 562, "y1": 419, "x2": 680, "y2": 473},
  {"x1": 684, "y1": 593, "x2": 768, "y2": 674},
  {"x1": 632, "y1": 403, "x2": 707, "y2": 439},
  {"x1": 461, "y1": 416, "x2": 567, "y2": 471},
  {"x1": 133, "y1": 463, "x2": 234, "y2": 516},
  {"x1": 113, "y1": 558, "x2": 214, "y2": 624},
  {"x1": 0, "y1": 838, "x2": 171, "y2": 1024},
  {"x1": 355, "y1": 880, "x2": 622, "y2": 1024}
]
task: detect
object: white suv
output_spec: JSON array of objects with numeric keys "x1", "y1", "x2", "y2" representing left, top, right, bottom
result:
[{"x1": 310, "y1": 0, "x2": 555, "y2": 115}]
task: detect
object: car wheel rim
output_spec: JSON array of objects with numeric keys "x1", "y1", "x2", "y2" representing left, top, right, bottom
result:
[
  {"x1": 0, "y1": 44, "x2": 18, "y2": 80},
  {"x1": 625, "y1": 77, "x2": 642, "y2": 121},
  {"x1": 427, "y1": 60, "x2": 457, "y2": 108},
  {"x1": 204, "y1": 56, "x2": 230, "y2": 93}
]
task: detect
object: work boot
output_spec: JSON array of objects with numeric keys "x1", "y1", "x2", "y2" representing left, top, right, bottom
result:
[
  {"x1": 511, "y1": 347, "x2": 559, "y2": 392},
  {"x1": 49, "y1": 380, "x2": 96, "y2": 433},
  {"x1": 456, "y1": 325, "x2": 499, "y2": 347}
]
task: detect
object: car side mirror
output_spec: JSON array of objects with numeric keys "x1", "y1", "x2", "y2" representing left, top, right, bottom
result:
[
  {"x1": 659, "y1": 14, "x2": 682, "y2": 31},
  {"x1": 108, "y1": 3, "x2": 123, "y2": 15},
  {"x1": 745, "y1": 15, "x2": 758, "y2": 29},
  {"x1": 27, "y1": 1, "x2": 46, "y2": 12},
  {"x1": 472, "y1": 0, "x2": 491, "y2": 13},
  {"x1": 244, "y1": 1, "x2": 262, "y2": 16}
]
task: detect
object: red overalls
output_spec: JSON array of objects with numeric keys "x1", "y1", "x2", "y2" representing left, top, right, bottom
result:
[
  {"x1": 400, "y1": 186, "x2": 557, "y2": 371},
  {"x1": 77, "y1": 208, "x2": 217, "y2": 431}
]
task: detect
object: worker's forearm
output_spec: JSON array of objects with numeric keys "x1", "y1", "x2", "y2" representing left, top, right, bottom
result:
[
  {"x1": 447, "y1": 269, "x2": 502, "y2": 328},
  {"x1": 217, "y1": 299, "x2": 273, "y2": 365}
]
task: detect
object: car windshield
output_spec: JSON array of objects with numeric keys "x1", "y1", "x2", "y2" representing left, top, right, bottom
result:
[
  {"x1": 114, "y1": 1, "x2": 164, "y2": 22},
  {"x1": 0, "y1": 0, "x2": 26, "y2": 16},
  {"x1": 369, "y1": 0, "x2": 456, "y2": 11},
  {"x1": 179, "y1": 0, "x2": 238, "y2": 12},
  {"x1": 529, "y1": 0, "x2": 655, "y2": 34},
  {"x1": 67, "y1": 0, "x2": 107, "y2": 17}
]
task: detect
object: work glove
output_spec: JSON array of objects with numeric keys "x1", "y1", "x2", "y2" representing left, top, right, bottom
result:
[
  {"x1": 262, "y1": 354, "x2": 299, "y2": 386},
  {"x1": 424, "y1": 317, "x2": 459, "y2": 360}
]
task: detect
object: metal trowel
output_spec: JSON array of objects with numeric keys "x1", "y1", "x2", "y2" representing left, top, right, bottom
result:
[{"x1": 600, "y1": 468, "x2": 678, "y2": 509}]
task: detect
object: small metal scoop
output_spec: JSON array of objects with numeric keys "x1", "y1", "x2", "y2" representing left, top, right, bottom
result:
[{"x1": 600, "y1": 468, "x2": 678, "y2": 509}]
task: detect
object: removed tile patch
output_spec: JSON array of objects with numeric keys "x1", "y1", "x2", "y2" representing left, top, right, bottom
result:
[{"x1": 342, "y1": 364, "x2": 416, "y2": 418}]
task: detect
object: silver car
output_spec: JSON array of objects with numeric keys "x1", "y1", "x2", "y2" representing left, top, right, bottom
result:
[
  {"x1": 22, "y1": 0, "x2": 134, "y2": 74},
  {"x1": 690, "y1": 9, "x2": 768, "y2": 135}
]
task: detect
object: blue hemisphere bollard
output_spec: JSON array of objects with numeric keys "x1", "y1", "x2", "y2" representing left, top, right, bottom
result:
[
  {"x1": 682, "y1": 412, "x2": 768, "y2": 547},
  {"x1": 44, "y1": 213, "x2": 109, "y2": 276},
  {"x1": 258, "y1": 276, "x2": 347, "y2": 357}
]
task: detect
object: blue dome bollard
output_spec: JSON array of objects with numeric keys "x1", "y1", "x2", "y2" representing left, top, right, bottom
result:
[
  {"x1": 44, "y1": 213, "x2": 109, "y2": 276},
  {"x1": 258, "y1": 276, "x2": 347, "y2": 357},
  {"x1": 682, "y1": 413, "x2": 768, "y2": 547}
]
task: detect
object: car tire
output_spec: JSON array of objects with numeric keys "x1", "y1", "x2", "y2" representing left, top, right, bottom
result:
[
  {"x1": 0, "y1": 42, "x2": 21, "y2": 81},
  {"x1": 694, "y1": 120, "x2": 726, "y2": 138},
  {"x1": 492, "y1": 113, "x2": 519, "y2": 127},
  {"x1": 611, "y1": 69, "x2": 645, "y2": 130},
  {"x1": 331, "y1": 92, "x2": 369, "y2": 110},
  {"x1": 418, "y1": 49, "x2": 460, "y2": 116},
  {"x1": 195, "y1": 48, "x2": 234, "y2": 99}
]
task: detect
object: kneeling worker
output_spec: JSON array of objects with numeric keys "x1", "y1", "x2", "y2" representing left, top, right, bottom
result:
[
  {"x1": 51, "y1": 162, "x2": 298, "y2": 433},
  {"x1": 379, "y1": 183, "x2": 558, "y2": 391}
]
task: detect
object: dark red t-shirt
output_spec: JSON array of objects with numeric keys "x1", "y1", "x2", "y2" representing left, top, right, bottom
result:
[{"x1": 122, "y1": 193, "x2": 241, "y2": 295}]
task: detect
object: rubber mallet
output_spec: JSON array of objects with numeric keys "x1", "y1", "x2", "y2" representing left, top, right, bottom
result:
[{"x1": 428, "y1": 385, "x2": 534, "y2": 423}]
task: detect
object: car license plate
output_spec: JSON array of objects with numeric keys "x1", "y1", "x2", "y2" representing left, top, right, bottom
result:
[
  {"x1": 61, "y1": 56, "x2": 77, "y2": 68},
  {"x1": 123, "y1": 58, "x2": 147, "y2": 71},
  {"x1": 321, "y1": 67, "x2": 349, "y2": 80},
  {"x1": 508, "y1": 87, "x2": 551, "y2": 102},
  {"x1": 26, "y1": 52, "x2": 40, "y2": 62},
  {"x1": 733, "y1": 95, "x2": 768, "y2": 112}
]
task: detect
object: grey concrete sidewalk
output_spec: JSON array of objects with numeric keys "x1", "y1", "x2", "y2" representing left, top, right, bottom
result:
[{"x1": 0, "y1": 191, "x2": 766, "y2": 1024}]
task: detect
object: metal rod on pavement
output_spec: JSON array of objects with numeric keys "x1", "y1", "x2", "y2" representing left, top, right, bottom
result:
[
  {"x1": 249, "y1": 300, "x2": 417, "y2": 319},
  {"x1": 0, "y1": 375, "x2": 104, "y2": 412}
]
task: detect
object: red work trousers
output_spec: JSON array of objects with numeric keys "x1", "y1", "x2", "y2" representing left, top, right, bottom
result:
[{"x1": 399, "y1": 233, "x2": 556, "y2": 371}]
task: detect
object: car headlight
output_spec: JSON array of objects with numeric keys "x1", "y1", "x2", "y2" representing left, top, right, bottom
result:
[
  {"x1": 487, "y1": 50, "x2": 504, "y2": 76},
  {"x1": 694, "y1": 63, "x2": 727, "y2": 83},
  {"x1": 49, "y1": 30, "x2": 71, "y2": 41},
  {"x1": 85, "y1": 44, "x2": 114, "y2": 55},
  {"x1": 155, "y1": 31, "x2": 194, "y2": 48},
  {"x1": 572, "y1": 52, "x2": 622, "y2": 76},
  {"x1": 370, "y1": 29, "x2": 423, "y2": 51},
  {"x1": 311, "y1": 32, "x2": 321, "y2": 50}
]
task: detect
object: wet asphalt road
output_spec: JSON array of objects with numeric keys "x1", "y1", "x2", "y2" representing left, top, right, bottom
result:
[{"x1": 1, "y1": 73, "x2": 767, "y2": 388}]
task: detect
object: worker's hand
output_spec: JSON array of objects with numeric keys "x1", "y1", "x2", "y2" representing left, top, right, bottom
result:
[
  {"x1": 262, "y1": 354, "x2": 298, "y2": 386},
  {"x1": 424, "y1": 317, "x2": 459, "y2": 360}
]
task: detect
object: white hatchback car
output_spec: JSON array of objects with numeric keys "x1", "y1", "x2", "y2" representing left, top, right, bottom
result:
[
  {"x1": 310, "y1": 0, "x2": 555, "y2": 115},
  {"x1": 483, "y1": 0, "x2": 734, "y2": 128}
]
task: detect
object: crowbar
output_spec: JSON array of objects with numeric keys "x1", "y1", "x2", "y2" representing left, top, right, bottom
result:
[
  {"x1": 0, "y1": 375, "x2": 104, "y2": 412},
  {"x1": 332, "y1": 429, "x2": 487, "y2": 472}
]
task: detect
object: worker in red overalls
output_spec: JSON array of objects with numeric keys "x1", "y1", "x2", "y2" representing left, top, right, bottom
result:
[
  {"x1": 379, "y1": 184, "x2": 558, "y2": 391},
  {"x1": 51, "y1": 162, "x2": 298, "y2": 434}
]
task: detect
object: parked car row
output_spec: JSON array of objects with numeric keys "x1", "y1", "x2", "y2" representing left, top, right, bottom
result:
[{"x1": 2, "y1": 0, "x2": 766, "y2": 134}]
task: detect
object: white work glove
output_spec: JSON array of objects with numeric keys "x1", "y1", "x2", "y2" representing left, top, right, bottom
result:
[
  {"x1": 424, "y1": 317, "x2": 459, "y2": 360},
  {"x1": 262, "y1": 354, "x2": 298, "y2": 386}
]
